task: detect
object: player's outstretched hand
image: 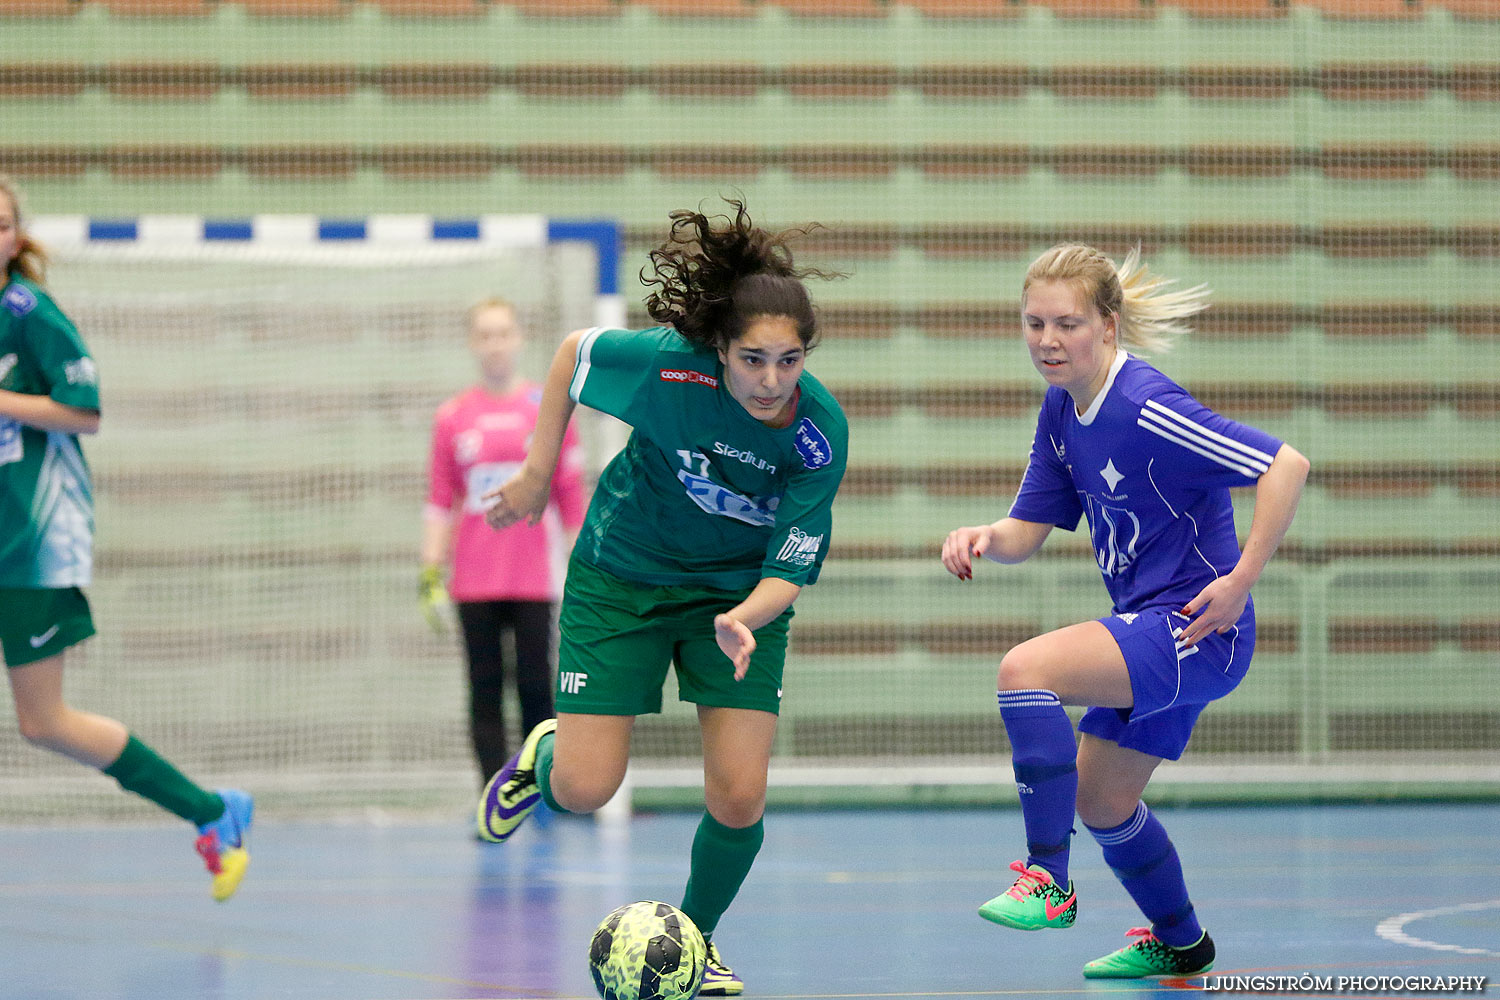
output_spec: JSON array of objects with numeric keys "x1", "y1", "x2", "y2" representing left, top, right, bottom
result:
[
  {"x1": 714, "y1": 613, "x2": 756, "y2": 681},
  {"x1": 483, "y1": 466, "x2": 550, "y2": 530},
  {"x1": 941, "y1": 525, "x2": 993, "y2": 581},
  {"x1": 1178, "y1": 574, "x2": 1251, "y2": 647}
]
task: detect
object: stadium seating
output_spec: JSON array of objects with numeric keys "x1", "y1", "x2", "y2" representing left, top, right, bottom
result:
[
  {"x1": 1031, "y1": 0, "x2": 1155, "y2": 16},
  {"x1": 3, "y1": 0, "x2": 1496, "y2": 759},
  {"x1": 237, "y1": 0, "x2": 350, "y2": 14},
  {"x1": 1305, "y1": 0, "x2": 1425, "y2": 18},
  {"x1": 99, "y1": 0, "x2": 209, "y2": 12},
  {"x1": 763, "y1": 0, "x2": 888, "y2": 16},
  {"x1": 1163, "y1": 0, "x2": 1289, "y2": 17},
  {"x1": 905, "y1": 0, "x2": 1024, "y2": 16},
  {"x1": 636, "y1": 0, "x2": 754, "y2": 13},
  {"x1": 0, "y1": 0, "x2": 80, "y2": 13}
]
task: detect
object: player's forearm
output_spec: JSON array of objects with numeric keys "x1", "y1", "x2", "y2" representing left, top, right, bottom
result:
[
  {"x1": 726, "y1": 577, "x2": 802, "y2": 632},
  {"x1": 520, "y1": 331, "x2": 583, "y2": 480},
  {"x1": 1231, "y1": 443, "x2": 1310, "y2": 587},
  {"x1": 420, "y1": 508, "x2": 452, "y2": 568},
  {"x1": 0, "y1": 390, "x2": 99, "y2": 434},
  {"x1": 982, "y1": 517, "x2": 1052, "y2": 564}
]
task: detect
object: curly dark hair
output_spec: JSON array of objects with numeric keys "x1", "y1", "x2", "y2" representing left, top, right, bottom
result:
[{"x1": 641, "y1": 198, "x2": 841, "y2": 353}]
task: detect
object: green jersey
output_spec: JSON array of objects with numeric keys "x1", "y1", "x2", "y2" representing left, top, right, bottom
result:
[
  {"x1": 569, "y1": 326, "x2": 848, "y2": 591},
  {"x1": 0, "y1": 277, "x2": 98, "y2": 588}
]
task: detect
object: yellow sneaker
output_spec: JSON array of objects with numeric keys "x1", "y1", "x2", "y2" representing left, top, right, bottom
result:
[
  {"x1": 195, "y1": 788, "x2": 253, "y2": 902},
  {"x1": 476, "y1": 718, "x2": 556, "y2": 842}
]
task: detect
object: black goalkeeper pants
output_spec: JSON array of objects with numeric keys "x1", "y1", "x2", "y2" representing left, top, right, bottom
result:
[{"x1": 455, "y1": 599, "x2": 556, "y2": 785}]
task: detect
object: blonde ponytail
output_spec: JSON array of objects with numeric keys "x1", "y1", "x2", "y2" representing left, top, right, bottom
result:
[
  {"x1": 1023, "y1": 243, "x2": 1209, "y2": 354},
  {"x1": 0, "y1": 174, "x2": 49, "y2": 286}
]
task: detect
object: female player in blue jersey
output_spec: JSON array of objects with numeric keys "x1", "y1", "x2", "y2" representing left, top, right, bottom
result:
[
  {"x1": 942, "y1": 243, "x2": 1309, "y2": 979},
  {"x1": 0, "y1": 176, "x2": 252, "y2": 901},
  {"x1": 475, "y1": 199, "x2": 848, "y2": 995}
]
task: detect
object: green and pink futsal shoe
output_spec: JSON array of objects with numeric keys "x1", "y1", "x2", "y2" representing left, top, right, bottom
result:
[
  {"x1": 1083, "y1": 927, "x2": 1216, "y2": 979},
  {"x1": 978, "y1": 860, "x2": 1078, "y2": 930}
]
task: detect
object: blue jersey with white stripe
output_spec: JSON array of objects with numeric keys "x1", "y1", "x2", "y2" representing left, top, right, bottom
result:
[{"x1": 1009, "y1": 352, "x2": 1283, "y2": 615}]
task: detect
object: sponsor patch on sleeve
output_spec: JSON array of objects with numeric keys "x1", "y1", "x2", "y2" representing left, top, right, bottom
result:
[
  {"x1": 63, "y1": 357, "x2": 98, "y2": 386},
  {"x1": 776, "y1": 526, "x2": 824, "y2": 567},
  {"x1": 658, "y1": 368, "x2": 718, "y2": 388},
  {"x1": 2, "y1": 283, "x2": 38, "y2": 317},
  {"x1": 794, "y1": 417, "x2": 833, "y2": 469}
]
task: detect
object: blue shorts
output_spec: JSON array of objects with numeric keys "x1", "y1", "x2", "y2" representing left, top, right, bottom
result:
[{"x1": 1078, "y1": 603, "x2": 1255, "y2": 761}]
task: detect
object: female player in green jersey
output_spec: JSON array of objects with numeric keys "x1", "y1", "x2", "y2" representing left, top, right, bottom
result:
[
  {"x1": 0, "y1": 176, "x2": 252, "y2": 902},
  {"x1": 476, "y1": 199, "x2": 848, "y2": 995}
]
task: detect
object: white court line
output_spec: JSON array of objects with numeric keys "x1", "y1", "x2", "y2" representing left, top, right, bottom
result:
[{"x1": 1376, "y1": 899, "x2": 1500, "y2": 957}]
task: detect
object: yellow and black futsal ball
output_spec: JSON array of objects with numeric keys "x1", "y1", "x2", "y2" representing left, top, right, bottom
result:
[{"x1": 588, "y1": 900, "x2": 707, "y2": 1000}]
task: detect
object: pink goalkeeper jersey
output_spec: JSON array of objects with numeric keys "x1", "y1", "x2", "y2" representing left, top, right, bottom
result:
[{"x1": 426, "y1": 382, "x2": 586, "y2": 602}]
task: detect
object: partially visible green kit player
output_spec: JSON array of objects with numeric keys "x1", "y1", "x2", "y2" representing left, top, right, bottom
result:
[{"x1": 1, "y1": 176, "x2": 252, "y2": 901}]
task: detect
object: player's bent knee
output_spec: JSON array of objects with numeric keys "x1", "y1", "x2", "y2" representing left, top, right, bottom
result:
[
  {"x1": 706, "y1": 798, "x2": 764, "y2": 829},
  {"x1": 15, "y1": 711, "x2": 62, "y2": 751},
  {"x1": 1076, "y1": 787, "x2": 1138, "y2": 830},
  {"x1": 549, "y1": 770, "x2": 624, "y2": 814},
  {"x1": 704, "y1": 781, "x2": 767, "y2": 828},
  {"x1": 997, "y1": 646, "x2": 1045, "y2": 692}
]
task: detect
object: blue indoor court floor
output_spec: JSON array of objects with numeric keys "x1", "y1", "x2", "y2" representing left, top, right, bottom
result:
[{"x1": 1, "y1": 802, "x2": 1496, "y2": 1000}]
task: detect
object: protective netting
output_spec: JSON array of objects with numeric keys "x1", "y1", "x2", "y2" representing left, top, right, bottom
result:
[
  {"x1": 0, "y1": 0, "x2": 1497, "y2": 816},
  {"x1": 0, "y1": 239, "x2": 600, "y2": 821}
]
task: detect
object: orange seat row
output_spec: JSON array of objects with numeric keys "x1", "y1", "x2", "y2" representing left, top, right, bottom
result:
[
  {"x1": 780, "y1": 302, "x2": 1500, "y2": 341},
  {"x1": 1, "y1": 143, "x2": 1496, "y2": 181},
  {"x1": 835, "y1": 462, "x2": 1500, "y2": 500},
  {"x1": 3, "y1": 63, "x2": 1498, "y2": 101},
  {"x1": 826, "y1": 382, "x2": 1500, "y2": 420},
  {"x1": 614, "y1": 223, "x2": 1500, "y2": 260},
  {"x1": 789, "y1": 617, "x2": 1500, "y2": 656}
]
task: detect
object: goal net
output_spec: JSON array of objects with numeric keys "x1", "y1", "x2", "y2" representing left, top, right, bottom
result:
[{"x1": 0, "y1": 215, "x2": 620, "y2": 823}]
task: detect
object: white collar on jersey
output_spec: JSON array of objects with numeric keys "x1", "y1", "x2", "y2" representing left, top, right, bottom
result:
[{"x1": 1074, "y1": 348, "x2": 1130, "y2": 427}]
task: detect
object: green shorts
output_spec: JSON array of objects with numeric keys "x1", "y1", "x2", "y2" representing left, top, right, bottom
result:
[
  {"x1": 1, "y1": 587, "x2": 95, "y2": 668},
  {"x1": 557, "y1": 558, "x2": 792, "y2": 716}
]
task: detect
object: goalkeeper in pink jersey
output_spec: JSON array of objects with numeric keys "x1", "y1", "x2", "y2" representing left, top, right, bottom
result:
[
  {"x1": 421, "y1": 298, "x2": 586, "y2": 786},
  {"x1": 475, "y1": 199, "x2": 848, "y2": 996},
  {"x1": 0, "y1": 175, "x2": 252, "y2": 902}
]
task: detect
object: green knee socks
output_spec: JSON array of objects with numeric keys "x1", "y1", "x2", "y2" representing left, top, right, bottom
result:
[
  {"x1": 680, "y1": 812, "x2": 765, "y2": 939},
  {"x1": 535, "y1": 730, "x2": 567, "y2": 813},
  {"x1": 102, "y1": 734, "x2": 223, "y2": 826}
]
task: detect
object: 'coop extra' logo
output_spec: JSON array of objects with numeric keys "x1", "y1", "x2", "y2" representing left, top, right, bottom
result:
[{"x1": 659, "y1": 368, "x2": 718, "y2": 388}]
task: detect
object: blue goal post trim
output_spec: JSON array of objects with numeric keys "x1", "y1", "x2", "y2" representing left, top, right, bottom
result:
[{"x1": 35, "y1": 213, "x2": 625, "y2": 321}]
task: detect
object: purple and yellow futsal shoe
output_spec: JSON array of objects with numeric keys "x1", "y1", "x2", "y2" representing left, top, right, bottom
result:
[
  {"x1": 698, "y1": 941, "x2": 744, "y2": 997},
  {"x1": 477, "y1": 718, "x2": 556, "y2": 842},
  {"x1": 1083, "y1": 927, "x2": 1216, "y2": 979},
  {"x1": 195, "y1": 787, "x2": 253, "y2": 902}
]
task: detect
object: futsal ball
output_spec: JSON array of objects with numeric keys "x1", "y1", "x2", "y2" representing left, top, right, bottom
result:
[{"x1": 588, "y1": 900, "x2": 707, "y2": 1000}]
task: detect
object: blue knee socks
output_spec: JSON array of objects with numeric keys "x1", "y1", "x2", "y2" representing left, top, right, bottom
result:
[
  {"x1": 997, "y1": 689, "x2": 1077, "y2": 885},
  {"x1": 1085, "y1": 802, "x2": 1203, "y2": 947}
]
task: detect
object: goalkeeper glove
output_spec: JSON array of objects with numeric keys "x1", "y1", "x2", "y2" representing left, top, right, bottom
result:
[{"x1": 418, "y1": 564, "x2": 450, "y2": 634}]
